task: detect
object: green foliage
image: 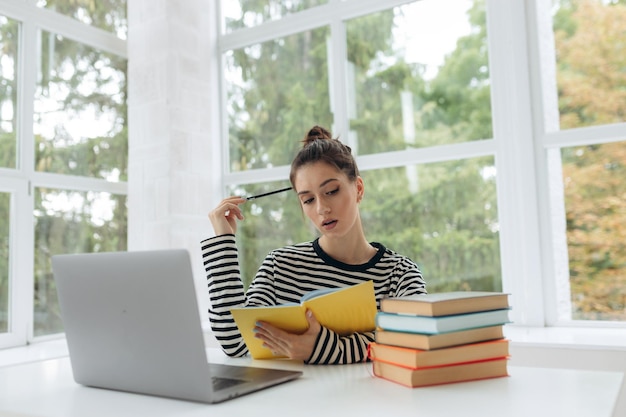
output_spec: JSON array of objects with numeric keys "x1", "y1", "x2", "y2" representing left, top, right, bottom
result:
[
  {"x1": 227, "y1": 24, "x2": 333, "y2": 170},
  {"x1": 346, "y1": 9, "x2": 394, "y2": 70},
  {"x1": 36, "y1": 31, "x2": 128, "y2": 180},
  {"x1": 361, "y1": 157, "x2": 500, "y2": 293},
  {"x1": 426, "y1": 2, "x2": 491, "y2": 141}
]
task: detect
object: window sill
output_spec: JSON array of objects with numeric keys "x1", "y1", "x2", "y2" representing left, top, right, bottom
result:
[
  {"x1": 0, "y1": 338, "x2": 69, "y2": 368},
  {"x1": 1, "y1": 324, "x2": 625, "y2": 368},
  {"x1": 504, "y1": 324, "x2": 626, "y2": 351}
]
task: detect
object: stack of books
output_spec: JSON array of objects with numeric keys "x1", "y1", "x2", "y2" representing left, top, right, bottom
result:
[{"x1": 369, "y1": 291, "x2": 511, "y2": 388}]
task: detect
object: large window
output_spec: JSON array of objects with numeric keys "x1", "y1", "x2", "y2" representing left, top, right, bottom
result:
[
  {"x1": 218, "y1": 0, "x2": 626, "y2": 327},
  {"x1": 0, "y1": 1, "x2": 127, "y2": 348}
]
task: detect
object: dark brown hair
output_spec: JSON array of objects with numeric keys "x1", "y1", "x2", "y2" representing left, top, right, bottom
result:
[{"x1": 289, "y1": 125, "x2": 359, "y2": 188}]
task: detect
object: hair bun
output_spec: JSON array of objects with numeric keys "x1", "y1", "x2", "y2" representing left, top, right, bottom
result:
[
  {"x1": 290, "y1": 125, "x2": 359, "y2": 184},
  {"x1": 303, "y1": 125, "x2": 333, "y2": 145}
]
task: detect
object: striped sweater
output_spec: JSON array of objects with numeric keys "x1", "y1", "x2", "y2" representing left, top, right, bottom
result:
[{"x1": 201, "y1": 234, "x2": 426, "y2": 365}]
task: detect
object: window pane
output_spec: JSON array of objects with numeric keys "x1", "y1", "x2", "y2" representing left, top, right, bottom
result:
[
  {"x1": 33, "y1": 188, "x2": 127, "y2": 337},
  {"x1": 35, "y1": 31, "x2": 128, "y2": 182},
  {"x1": 0, "y1": 192, "x2": 9, "y2": 333},
  {"x1": 360, "y1": 157, "x2": 501, "y2": 292},
  {"x1": 561, "y1": 141, "x2": 626, "y2": 320},
  {"x1": 553, "y1": 0, "x2": 626, "y2": 130},
  {"x1": 227, "y1": 182, "x2": 306, "y2": 288},
  {"x1": 345, "y1": 0, "x2": 492, "y2": 155},
  {"x1": 36, "y1": 0, "x2": 127, "y2": 39},
  {"x1": 225, "y1": 28, "x2": 333, "y2": 171},
  {"x1": 0, "y1": 15, "x2": 18, "y2": 169},
  {"x1": 222, "y1": 0, "x2": 328, "y2": 33}
]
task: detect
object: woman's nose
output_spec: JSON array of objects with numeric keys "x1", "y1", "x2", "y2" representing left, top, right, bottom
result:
[{"x1": 316, "y1": 199, "x2": 330, "y2": 214}]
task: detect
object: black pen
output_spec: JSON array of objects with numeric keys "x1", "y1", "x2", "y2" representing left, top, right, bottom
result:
[{"x1": 245, "y1": 186, "x2": 293, "y2": 201}]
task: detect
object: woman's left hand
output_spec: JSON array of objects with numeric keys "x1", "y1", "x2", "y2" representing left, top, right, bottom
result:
[{"x1": 253, "y1": 309, "x2": 321, "y2": 361}]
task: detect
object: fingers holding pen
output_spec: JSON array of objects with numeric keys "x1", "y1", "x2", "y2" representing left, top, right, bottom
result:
[
  {"x1": 209, "y1": 196, "x2": 246, "y2": 235},
  {"x1": 208, "y1": 187, "x2": 294, "y2": 236},
  {"x1": 225, "y1": 196, "x2": 247, "y2": 219},
  {"x1": 212, "y1": 196, "x2": 246, "y2": 219}
]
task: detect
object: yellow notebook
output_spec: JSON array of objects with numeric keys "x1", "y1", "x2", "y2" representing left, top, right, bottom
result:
[{"x1": 230, "y1": 280, "x2": 377, "y2": 359}]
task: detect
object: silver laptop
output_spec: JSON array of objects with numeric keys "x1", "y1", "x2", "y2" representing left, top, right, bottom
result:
[{"x1": 51, "y1": 249, "x2": 302, "y2": 403}]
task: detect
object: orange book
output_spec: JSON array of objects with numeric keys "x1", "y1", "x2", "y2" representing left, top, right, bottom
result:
[
  {"x1": 369, "y1": 339, "x2": 509, "y2": 369},
  {"x1": 373, "y1": 357, "x2": 509, "y2": 388}
]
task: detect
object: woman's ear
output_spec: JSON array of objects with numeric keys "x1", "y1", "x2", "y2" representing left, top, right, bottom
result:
[{"x1": 356, "y1": 176, "x2": 364, "y2": 203}]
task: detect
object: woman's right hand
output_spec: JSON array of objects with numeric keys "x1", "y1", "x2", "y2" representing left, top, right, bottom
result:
[{"x1": 208, "y1": 196, "x2": 246, "y2": 236}]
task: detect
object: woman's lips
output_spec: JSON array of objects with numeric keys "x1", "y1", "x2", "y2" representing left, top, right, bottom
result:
[{"x1": 322, "y1": 219, "x2": 337, "y2": 230}]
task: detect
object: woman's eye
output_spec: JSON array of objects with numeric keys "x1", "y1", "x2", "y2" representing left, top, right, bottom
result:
[
  {"x1": 327, "y1": 188, "x2": 339, "y2": 195},
  {"x1": 302, "y1": 198, "x2": 314, "y2": 205}
]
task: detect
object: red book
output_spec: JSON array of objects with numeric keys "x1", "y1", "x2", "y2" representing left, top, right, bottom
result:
[{"x1": 372, "y1": 357, "x2": 509, "y2": 388}]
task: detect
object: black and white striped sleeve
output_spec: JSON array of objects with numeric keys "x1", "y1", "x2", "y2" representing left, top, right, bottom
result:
[
  {"x1": 393, "y1": 256, "x2": 427, "y2": 297},
  {"x1": 306, "y1": 328, "x2": 375, "y2": 365},
  {"x1": 201, "y1": 235, "x2": 249, "y2": 357}
]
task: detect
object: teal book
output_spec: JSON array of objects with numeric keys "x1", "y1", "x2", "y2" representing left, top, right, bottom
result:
[{"x1": 376, "y1": 308, "x2": 511, "y2": 335}]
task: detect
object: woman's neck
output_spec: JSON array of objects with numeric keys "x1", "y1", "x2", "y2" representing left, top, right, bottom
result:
[{"x1": 318, "y1": 233, "x2": 377, "y2": 265}]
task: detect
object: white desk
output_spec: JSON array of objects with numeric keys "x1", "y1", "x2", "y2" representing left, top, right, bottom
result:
[{"x1": 0, "y1": 349, "x2": 623, "y2": 417}]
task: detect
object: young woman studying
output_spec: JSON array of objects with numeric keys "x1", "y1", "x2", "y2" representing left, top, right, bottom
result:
[{"x1": 201, "y1": 125, "x2": 426, "y2": 364}]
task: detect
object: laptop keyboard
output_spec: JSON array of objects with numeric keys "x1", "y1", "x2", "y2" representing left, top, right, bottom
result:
[{"x1": 212, "y1": 376, "x2": 247, "y2": 391}]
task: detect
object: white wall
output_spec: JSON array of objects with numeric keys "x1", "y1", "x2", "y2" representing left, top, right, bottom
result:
[{"x1": 127, "y1": 0, "x2": 219, "y2": 317}]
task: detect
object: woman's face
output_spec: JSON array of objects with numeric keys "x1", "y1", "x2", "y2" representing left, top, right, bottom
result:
[{"x1": 293, "y1": 161, "x2": 363, "y2": 240}]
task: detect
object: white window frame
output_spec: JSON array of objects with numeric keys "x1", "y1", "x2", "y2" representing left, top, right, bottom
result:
[{"x1": 0, "y1": 0, "x2": 127, "y2": 348}]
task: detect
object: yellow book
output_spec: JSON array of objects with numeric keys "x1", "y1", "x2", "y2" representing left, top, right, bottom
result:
[{"x1": 230, "y1": 280, "x2": 377, "y2": 359}]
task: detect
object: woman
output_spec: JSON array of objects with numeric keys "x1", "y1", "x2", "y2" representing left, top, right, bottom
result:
[{"x1": 201, "y1": 125, "x2": 426, "y2": 364}]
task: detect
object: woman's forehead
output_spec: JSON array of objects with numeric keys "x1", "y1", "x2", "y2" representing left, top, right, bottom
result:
[{"x1": 293, "y1": 162, "x2": 347, "y2": 190}]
